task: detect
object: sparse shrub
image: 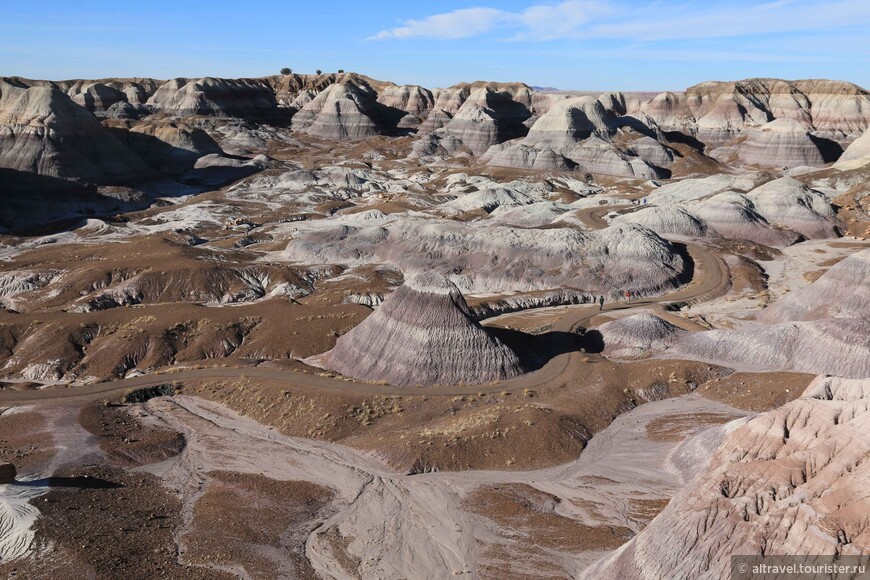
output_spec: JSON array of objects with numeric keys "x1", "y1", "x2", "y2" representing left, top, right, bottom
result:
[
  {"x1": 123, "y1": 384, "x2": 175, "y2": 403},
  {"x1": 316, "y1": 69, "x2": 322, "y2": 75},
  {"x1": 337, "y1": 69, "x2": 344, "y2": 73},
  {"x1": 280, "y1": 67, "x2": 292, "y2": 75}
]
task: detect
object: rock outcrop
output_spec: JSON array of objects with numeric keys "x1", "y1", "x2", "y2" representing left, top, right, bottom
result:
[
  {"x1": 623, "y1": 177, "x2": 838, "y2": 245},
  {"x1": 70, "y1": 82, "x2": 128, "y2": 113},
  {"x1": 284, "y1": 218, "x2": 687, "y2": 295},
  {"x1": 631, "y1": 78, "x2": 870, "y2": 157},
  {"x1": 113, "y1": 121, "x2": 222, "y2": 172},
  {"x1": 487, "y1": 96, "x2": 673, "y2": 178},
  {"x1": 734, "y1": 118, "x2": 826, "y2": 168},
  {"x1": 442, "y1": 88, "x2": 532, "y2": 155},
  {"x1": 412, "y1": 86, "x2": 536, "y2": 157},
  {"x1": 759, "y1": 248, "x2": 870, "y2": 323},
  {"x1": 614, "y1": 205, "x2": 709, "y2": 237},
  {"x1": 598, "y1": 312, "x2": 686, "y2": 359},
  {"x1": 833, "y1": 128, "x2": 870, "y2": 170},
  {"x1": 747, "y1": 177, "x2": 839, "y2": 239},
  {"x1": 667, "y1": 249, "x2": 869, "y2": 378},
  {"x1": 376, "y1": 85, "x2": 436, "y2": 127},
  {"x1": 147, "y1": 77, "x2": 283, "y2": 121},
  {"x1": 669, "y1": 317, "x2": 869, "y2": 378},
  {"x1": 688, "y1": 191, "x2": 803, "y2": 247},
  {"x1": 60, "y1": 78, "x2": 163, "y2": 107},
  {"x1": 0, "y1": 78, "x2": 157, "y2": 185},
  {"x1": 418, "y1": 82, "x2": 538, "y2": 132},
  {"x1": 589, "y1": 375, "x2": 870, "y2": 579},
  {"x1": 290, "y1": 80, "x2": 401, "y2": 138},
  {"x1": 313, "y1": 273, "x2": 525, "y2": 386}
]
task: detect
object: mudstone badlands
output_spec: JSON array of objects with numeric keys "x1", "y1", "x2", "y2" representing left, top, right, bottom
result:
[{"x1": 0, "y1": 72, "x2": 868, "y2": 578}]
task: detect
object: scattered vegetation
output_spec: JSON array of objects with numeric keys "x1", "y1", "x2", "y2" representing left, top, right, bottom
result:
[{"x1": 123, "y1": 383, "x2": 176, "y2": 403}]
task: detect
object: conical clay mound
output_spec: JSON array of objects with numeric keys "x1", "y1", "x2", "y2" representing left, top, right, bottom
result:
[{"x1": 314, "y1": 273, "x2": 525, "y2": 386}]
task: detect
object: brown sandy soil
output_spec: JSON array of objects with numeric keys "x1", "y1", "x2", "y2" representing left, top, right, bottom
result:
[
  {"x1": 0, "y1": 464, "x2": 229, "y2": 580},
  {"x1": 803, "y1": 254, "x2": 847, "y2": 282},
  {"x1": 295, "y1": 264, "x2": 403, "y2": 307},
  {"x1": 177, "y1": 356, "x2": 728, "y2": 473},
  {"x1": 0, "y1": 409, "x2": 55, "y2": 473},
  {"x1": 696, "y1": 371, "x2": 813, "y2": 412},
  {"x1": 665, "y1": 142, "x2": 729, "y2": 178},
  {"x1": 708, "y1": 237, "x2": 782, "y2": 262},
  {"x1": 0, "y1": 298, "x2": 368, "y2": 383},
  {"x1": 645, "y1": 411, "x2": 741, "y2": 441},
  {"x1": 833, "y1": 185, "x2": 870, "y2": 239},
  {"x1": 181, "y1": 471, "x2": 333, "y2": 579},
  {"x1": 464, "y1": 483, "x2": 633, "y2": 574},
  {"x1": 320, "y1": 526, "x2": 362, "y2": 577},
  {"x1": 727, "y1": 255, "x2": 768, "y2": 295},
  {"x1": 625, "y1": 497, "x2": 670, "y2": 524},
  {"x1": 78, "y1": 402, "x2": 185, "y2": 466}
]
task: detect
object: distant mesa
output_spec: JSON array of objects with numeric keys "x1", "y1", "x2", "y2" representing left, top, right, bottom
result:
[
  {"x1": 146, "y1": 77, "x2": 285, "y2": 122},
  {"x1": 486, "y1": 95, "x2": 674, "y2": 178},
  {"x1": 3, "y1": 72, "x2": 870, "y2": 232},
  {"x1": 635, "y1": 78, "x2": 870, "y2": 151},
  {"x1": 311, "y1": 272, "x2": 525, "y2": 387}
]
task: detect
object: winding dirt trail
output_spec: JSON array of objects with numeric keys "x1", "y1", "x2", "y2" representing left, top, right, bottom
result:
[{"x1": 574, "y1": 203, "x2": 638, "y2": 230}]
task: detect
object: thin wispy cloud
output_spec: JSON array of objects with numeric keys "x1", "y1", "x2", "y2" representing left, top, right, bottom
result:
[
  {"x1": 368, "y1": 7, "x2": 507, "y2": 40},
  {"x1": 369, "y1": 0, "x2": 870, "y2": 42},
  {"x1": 368, "y1": 1, "x2": 609, "y2": 41},
  {"x1": 587, "y1": 0, "x2": 870, "y2": 41}
]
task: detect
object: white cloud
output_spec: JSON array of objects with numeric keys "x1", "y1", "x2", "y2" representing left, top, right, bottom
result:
[
  {"x1": 369, "y1": 0, "x2": 870, "y2": 42},
  {"x1": 514, "y1": 1, "x2": 613, "y2": 41},
  {"x1": 368, "y1": 8, "x2": 506, "y2": 40},
  {"x1": 369, "y1": 1, "x2": 609, "y2": 41},
  {"x1": 586, "y1": 0, "x2": 870, "y2": 41}
]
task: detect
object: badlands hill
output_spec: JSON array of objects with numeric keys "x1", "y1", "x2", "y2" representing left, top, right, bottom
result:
[
  {"x1": 0, "y1": 68, "x2": 868, "y2": 579},
  {"x1": 666, "y1": 249, "x2": 870, "y2": 378},
  {"x1": 313, "y1": 273, "x2": 525, "y2": 386},
  {"x1": 759, "y1": 248, "x2": 870, "y2": 322},
  {"x1": 3, "y1": 73, "x2": 868, "y2": 205},
  {"x1": 0, "y1": 78, "x2": 156, "y2": 185},
  {"x1": 616, "y1": 176, "x2": 841, "y2": 246},
  {"x1": 631, "y1": 78, "x2": 870, "y2": 153},
  {"x1": 590, "y1": 375, "x2": 870, "y2": 579}
]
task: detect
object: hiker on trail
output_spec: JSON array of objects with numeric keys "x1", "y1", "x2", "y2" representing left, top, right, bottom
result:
[
  {"x1": 599, "y1": 295, "x2": 605, "y2": 310},
  {"x1": 642, "y1": 197, "x2": 647, "y2": 205},
  {"x1": 625, "y1": 290, "x2": 632, "y2": 303}
]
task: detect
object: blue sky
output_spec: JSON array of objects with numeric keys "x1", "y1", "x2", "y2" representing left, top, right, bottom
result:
[{"x1": 4, "y1": 0, "x2": 869, "y2": 90}]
